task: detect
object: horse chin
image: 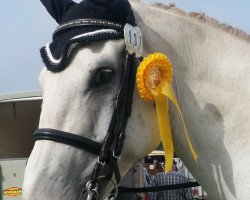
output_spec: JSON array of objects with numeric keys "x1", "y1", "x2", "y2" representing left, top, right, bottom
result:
[{"x1": 22, "y1": 140, "x2": 99, "y2": 199}]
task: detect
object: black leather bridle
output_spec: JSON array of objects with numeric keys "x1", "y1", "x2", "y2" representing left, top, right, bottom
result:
[{"x1": 33, "y1": 18, "x2": 140, "y2": 200}]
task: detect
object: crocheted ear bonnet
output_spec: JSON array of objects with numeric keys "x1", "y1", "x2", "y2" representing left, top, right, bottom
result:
[{"x1": 40, "y1": 0, "x2": 136, "y2": 72}]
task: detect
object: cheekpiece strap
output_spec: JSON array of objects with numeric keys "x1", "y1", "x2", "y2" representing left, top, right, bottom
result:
[{"x1": 53, "y1": 18, "x2": 124, "y2": 36}]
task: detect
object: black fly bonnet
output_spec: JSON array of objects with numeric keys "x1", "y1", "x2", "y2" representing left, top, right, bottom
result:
[
  {"x1": 40, "y1": 0, "x2": 138, "y2": 72},
  {"x1": 34, "y1": 0, "x2": 142, "y2": 199}
]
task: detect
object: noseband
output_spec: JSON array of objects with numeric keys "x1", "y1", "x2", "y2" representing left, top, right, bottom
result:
[{"x1": 34, "y1": 17, "x2": 142, "y2": 200}]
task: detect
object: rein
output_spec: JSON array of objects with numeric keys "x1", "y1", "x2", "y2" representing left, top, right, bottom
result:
[{"x1": 118, "y1": 181, "x2": 200, "y2": 193}]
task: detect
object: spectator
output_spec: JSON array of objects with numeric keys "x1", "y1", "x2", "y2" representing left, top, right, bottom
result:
[
  {"x1": 150, "y1": 159, "x2": 164, "y2": 177},
  {"x1": 150, "y1": 161, "x2": 194, "y2": 200}
]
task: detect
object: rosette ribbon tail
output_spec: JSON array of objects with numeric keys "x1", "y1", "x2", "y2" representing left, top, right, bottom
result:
[
  {"x1": 153, "y1": 92, "x2": 174, "y2": 173},
  {"x1": 152, "y1": 80, "x2": 198, "y2": 173},
  {"x1": 136, "y1": 52, "x2": 198, "y2": 174}
]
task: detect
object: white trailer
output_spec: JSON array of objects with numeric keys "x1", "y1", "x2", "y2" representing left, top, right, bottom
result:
[{"x1": 0, "y1": 91, "x2": 42, "y2": 200}]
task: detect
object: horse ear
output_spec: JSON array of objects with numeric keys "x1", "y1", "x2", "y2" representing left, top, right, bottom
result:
[
  {"x1": 91, "y1": 0, "x2": 117, "y2": 8},
  {"x1": 41, "y1": 0, "x2": 77, "y2": 23}
]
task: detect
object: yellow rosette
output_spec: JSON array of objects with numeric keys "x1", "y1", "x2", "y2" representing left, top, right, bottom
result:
[{"x1": 136, "y1": 53, "x2": 198, "y2": 173}]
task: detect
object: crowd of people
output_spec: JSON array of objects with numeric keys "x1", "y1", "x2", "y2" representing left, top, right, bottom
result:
[
  {"x1": 144, "y1": 160, "x2": 195, "y2": 200},
  {"x1": 118, "y1": 155, "x2": 196, "y2": 200}
]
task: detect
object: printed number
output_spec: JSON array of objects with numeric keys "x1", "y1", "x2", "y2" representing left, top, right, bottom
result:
[
  {"x1": 125, "y1": 24, "x2": 142, "y2": 56},
  {"x1": 134, "y1": 33, "x2": 137, "y2": 47},
  {"x1": 139, "y1": 35, "x2": 142, "y2": 49},
  {"x1": 129, "y1": 31, "x2": 132, "y2": 44},
  {"x1": 129, "y1": 30, "x2": 139, "y2": 48}
]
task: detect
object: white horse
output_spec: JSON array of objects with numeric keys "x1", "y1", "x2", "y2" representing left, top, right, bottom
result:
[{"x1": 23, "y1": 1, "x2": 250, "y2": 200}]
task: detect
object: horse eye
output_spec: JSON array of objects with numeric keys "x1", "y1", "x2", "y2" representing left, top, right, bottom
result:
[{"x1": 96, "y1": 69, "x2": 114, "y2": 84}]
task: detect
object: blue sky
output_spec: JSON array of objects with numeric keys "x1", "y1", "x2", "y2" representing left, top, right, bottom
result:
[{"x1": 0, "y1": 0, "x2": 249, "y2": 94}]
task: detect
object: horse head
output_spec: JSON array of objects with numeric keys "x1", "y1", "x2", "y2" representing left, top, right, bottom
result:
[{"x1": 23, "y1": 0, "x2": 160, "y2": 199}]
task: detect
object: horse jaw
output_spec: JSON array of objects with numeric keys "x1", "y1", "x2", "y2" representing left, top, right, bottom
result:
[{"x1": 23, "y1": 39, "x2": 160, "y2": 200}]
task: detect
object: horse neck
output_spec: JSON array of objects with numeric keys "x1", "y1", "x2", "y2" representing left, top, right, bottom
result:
[
  {"x1": 133, "y1": 3, "x2": 250, "y2": 199},
  {"x1": 132, "y1": 2, "x2": 250, "y2": 70},
  {"x1": 132, "y1": 2, "x2": 250, "y2": 120}
]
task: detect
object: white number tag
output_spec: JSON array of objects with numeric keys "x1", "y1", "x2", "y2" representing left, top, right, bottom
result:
[{"x1": 124, "y1": 23, "x2": 143, "y2": 58}]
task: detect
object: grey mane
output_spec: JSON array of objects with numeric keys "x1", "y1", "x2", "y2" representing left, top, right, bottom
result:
[{"x1": 144, "y1": 2, "x2": 250, "y2": 43}]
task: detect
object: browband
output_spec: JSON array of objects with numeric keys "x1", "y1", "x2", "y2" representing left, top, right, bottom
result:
[{"x1": 53, "y1": 18, "x2": 124, "y2": 36}]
